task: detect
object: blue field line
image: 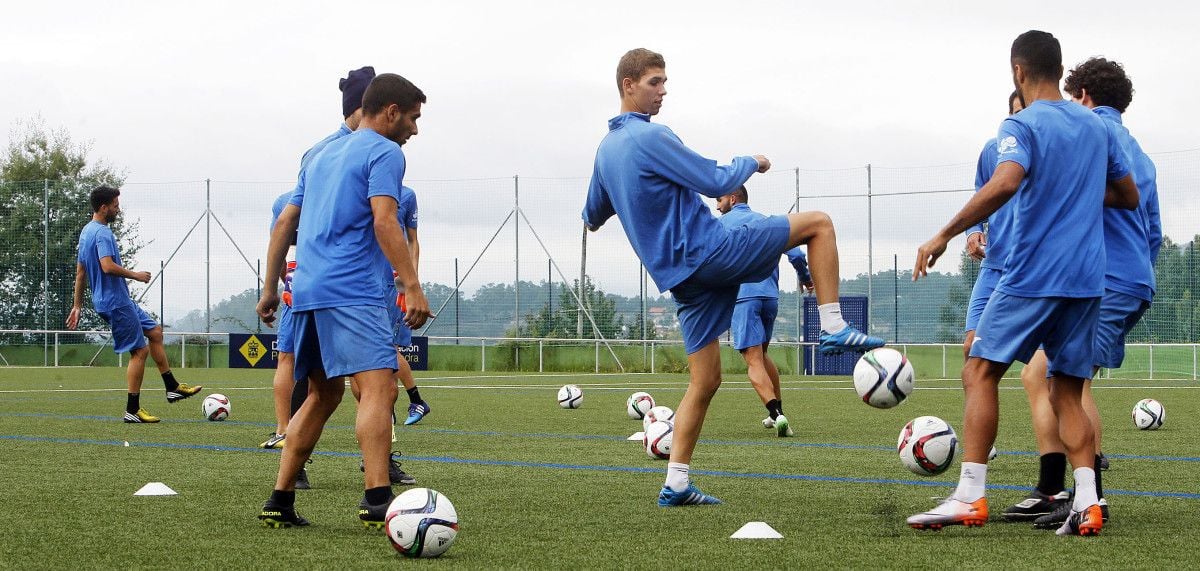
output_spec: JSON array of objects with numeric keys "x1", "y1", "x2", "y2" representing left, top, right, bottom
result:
[
  {"x1": 4, "y1": 433, "x2": 1200, "y2": 501},
  {"x1": 4, "y1": 410, "x2": 1200, "y2": 463}
]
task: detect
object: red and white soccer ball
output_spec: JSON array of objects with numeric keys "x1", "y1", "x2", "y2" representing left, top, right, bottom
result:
[
  {"x1": 853, "y1": 348, "x2": 915, "y2": 409},
  {"x1": 385, "y1": 488, "x2": 459, "y2": 558},
  {"x1": 202, "y1": 393, "x2": 230, "y2": 421},
  {"x1": 626, "y1": 391, "x2": 655, "y2": 419},
  {"x1": 643, "y1": 405, "x2": 675, "y2": 431},
  {"x1": 644, "y1": 420, "x2": 674, "y2": 460},
  {"x1": 896, "y1": 416, "x2": 957, "y2": 476},
  {"x1": 1132, "y1": 398, "x2": 1166, "y2": 430},
  {"x1": 557, "y1": 384, "x2": 583, "y2": 409}
]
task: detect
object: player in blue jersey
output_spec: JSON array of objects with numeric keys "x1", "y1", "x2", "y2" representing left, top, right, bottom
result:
[
  {"x1": 260, "y1": 66, "x2": 379, "y2": 491},
  {"x1": 583, "y1": 48, "x2": 883, "y2": 507},
  {"x1": 390, "y1": 185, "x2": 432, "y2": 426},
  {"x1": 1016, "y1": 57, "x2": 1162, "y2": 529},
  {"x1": 962, "y1": 90, "x2": 1023, "y2": 362},
  {"x1": 66, "y1": 186, "x2": 202, "y2": 422},
  {"x1": 716, "y1": 186, "x2": 812, "y2": 437},
  {"x1": 909, "y1": 31, "x2": 1139, "y2": 536},
  {"x1": 256, "y1": 73, "x2": 430, "y2": 529}
]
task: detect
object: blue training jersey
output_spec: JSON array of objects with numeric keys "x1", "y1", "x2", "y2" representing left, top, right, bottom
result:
[
  {"x1": 993, "y1": 99, "x2": 1131, "y2": 298},
  {"x1": 287, "y1": 128, "x2": 406, "y2": 311},
  {"x1": 398, "y1": 185, "x2": 418, "y2": 235},
  {"x1": 271, "y1": 123, "x2": 354, "y2": 230},
  {"x1": 77, "y1": 221, "x2": 131, "y2": 312},
  {"x1": 1094, "y1": 106, "x2": 1161, "y2": 301},
  {"x1": 582, "y1": 112, "x2": 759, "y2": 292},
  {"x1": 966, "y1": 138, "x2": 1018, "y2": 271},
  {"x1": 717, "y1": 203, "x2": 809, "y2": 300}
]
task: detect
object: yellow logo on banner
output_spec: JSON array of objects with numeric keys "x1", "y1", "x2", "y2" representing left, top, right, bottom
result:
[{"x1": 239, "y1": 335, "x2": 266, "y2": 367}]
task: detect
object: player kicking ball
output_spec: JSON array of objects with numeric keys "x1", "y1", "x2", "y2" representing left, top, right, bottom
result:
[
  {"x1": 910, "y1": 31, "x2": 1138, "y2": 536},
  {"x1": 67, "y1": 186, "x2": 201, "y2": 423},
  {"x1": 716, "y1": 186, "x2": 812, "y2": 437},
  {"x1": 583, "y1": 48, "x2": 883, "y2": 507}
]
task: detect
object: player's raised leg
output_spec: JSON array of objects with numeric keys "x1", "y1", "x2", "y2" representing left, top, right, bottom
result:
[{"x1": 785, "y1": 211, "x2": 884, "y2": 354}]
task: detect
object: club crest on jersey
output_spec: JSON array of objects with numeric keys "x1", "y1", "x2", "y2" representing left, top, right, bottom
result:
[{"x1": 997, "y1": 136, "x2": 1018, "y2": 154}]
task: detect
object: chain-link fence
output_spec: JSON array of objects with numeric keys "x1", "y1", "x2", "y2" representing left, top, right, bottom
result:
[{"x1": 2, "y1": 149, "x2": 1198, "y2": 369}]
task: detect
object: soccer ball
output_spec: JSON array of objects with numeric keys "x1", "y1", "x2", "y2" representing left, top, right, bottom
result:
[
  {"x1": 897, "y1": 416, "x2": 957, "y2": 476},
  {"x1": 626, "y1": 391, "x2": 655, "y2": 419},
  {"x1": 385, "y1": 488, "x2": 459, "y2": 558},
  {"x1": 643, "y1": 420, "x2": 674, "y2": 460},
  {"x1": 202, "y1": 394, "x2": 230, "y2": 421},
  {"x1": 853, "y1": 348, "x2": 914, "y2": 409},
  {"x1": 1132, "y1": 398, "x2": 1165, "y2": 430},
  {"x1": 643, "y1": 405, "x2": 675, "y2": 431},
  {"x1": 557, "y1": 384, "x2": 583, "y2": 409}
]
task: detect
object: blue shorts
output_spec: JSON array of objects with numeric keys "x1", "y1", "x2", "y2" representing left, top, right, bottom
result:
[
  {"x1": 970, "y1": 292, "x2": 1100, "y2": 380},
  {"x1": 671, "y1": 215, "x2": 791, "y2": 354},
  {"x1": 965, "y1": 267, "x2": 1003, "y2": 332},
  {"x1": 292, "y1": 305, "x2": 398, "y2": 381},
  {"x1": 731, "y1": 297, "x2": 778, "y2": 350},
  {"x1": 386, "y1": 287, "x2": 413, "y2": 347},
  {"x1": 99, "y1": 303, "x2": 156, "y2": 354},
  {"x1": 276, "y1": 303, "x2": 294, "y2": 354},
  {"x1": 1094, "y1": 289, "x2": 1151, "y2": 370}
]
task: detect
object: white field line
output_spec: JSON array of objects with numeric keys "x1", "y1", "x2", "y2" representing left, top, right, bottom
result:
[{"x1": 1, "y1": 383, "x2": 1197, "y2": 394}]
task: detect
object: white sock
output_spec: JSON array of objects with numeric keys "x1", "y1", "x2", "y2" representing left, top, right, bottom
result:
[
  {"x1": 1072, "y1": 467, "x2": 1099, "y2": 511},
  {"x1": 665, "y1": 462, "x2": 690, "y2": 492},
  {"x1": 952, "y1": 462, "x2": 988, "y2": 502},
  {"x1": 818, "y1": 303, "x2": 847, "y2": 334}
]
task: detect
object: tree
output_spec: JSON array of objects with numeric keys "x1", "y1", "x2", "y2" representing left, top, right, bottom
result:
[
  {"x1": 518, "y1": 277, "x2": 619, "y2": 339},
  {"x1": 0, "y1": 117, "x2": 138, "y2": 340}
]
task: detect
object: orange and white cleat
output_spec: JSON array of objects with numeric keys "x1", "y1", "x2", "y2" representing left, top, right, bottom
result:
[
  {"x1": 1055, "y1": 503, "x2": 1104, "y2": 536},
  {"x1": 907, "y1": 497, "x2": 988, "y2": 530}
]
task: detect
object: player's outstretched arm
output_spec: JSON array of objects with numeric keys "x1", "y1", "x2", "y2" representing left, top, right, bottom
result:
[
  {"x1": 642, "y1": 128, "x2": 762, "y2": 198},
  {"x1": 372, "y1": 195, "x2": 429, "y2": 329},
  {"x1": 582, "y1": 168, "x2": 615, "y2": 231},
  {"x1": 98, "y1": 256, "x2": 151, "y2": 283},
  {"x1": 914, "y1": 161, "x2": 1023, "y2": 281},
  {"x1": 258, "y1": 204, "x2": 298, "y2": 327},
  {"x1": 1104, "y1": 175, "x2": 1139, "y2": 210},
  {"x1": 66, "y1": 262, "x2": 86, "y2": 330}
]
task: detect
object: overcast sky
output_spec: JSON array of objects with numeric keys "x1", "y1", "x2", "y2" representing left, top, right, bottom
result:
[{"x1": 4, "y1": 1, "x2": 1198, "y2": 325}]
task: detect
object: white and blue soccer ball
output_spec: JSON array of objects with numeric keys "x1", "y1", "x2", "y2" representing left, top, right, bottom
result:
[
  {"x1": 643, "y1": 420, "x2": 674, "y2": 460},
  {"x1": 557, "y1": 384, "x2": 583, "y2": 409},
  {"x1": 1133, "y1": 398, "x2": 1165, "y2": 430},
  {"x1": 643, "y1": 405, "x2": 675, "y2": 431},
  {"x1": 897, "y1": 416, "x2": 957, "y2": 476},
  {"x1": 202, "y1": 394, "x2": 230, "y2": 421},
  {"x1": 626, "y1": 391, "x2": 655, "y2": 419},
  {"x1": 853, "y1": 348, "x2": 914, "y2": 409},
  {"x1": 385, "y1": 488, "x2": 459, "y2": 558}
]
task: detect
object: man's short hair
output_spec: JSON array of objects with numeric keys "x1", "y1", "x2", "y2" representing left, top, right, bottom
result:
[
  {"x1": 1064, "y1": 57, "x2": 1134, "y2": 113},
  {"x1": 1011, "y1": 30, "x2": 1062, "y2": 82},
  {"x1": 362, "y1": 73, "x2": 426, "y2": 116},
  {"x1": 732, "y1": 185, "x2": 749, "y2": 205},
  {"x1": 616, "y1": 48, "x2": 666, "y2": 96},
  {"x1": 90, "y1": 185, "x2": 120, "y2": 212},
  {"x1": 1008, "y1": 90, "x2": 1021, "y2": 115}
]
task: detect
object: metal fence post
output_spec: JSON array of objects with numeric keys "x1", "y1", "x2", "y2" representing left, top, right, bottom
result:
[
  {"x1": 650, "y1": 340, "x2": 655, "y2": 373},
  {"x1": 205, "y1": 178, "x2": 212, "y2": 368},
  {"x1": 539, "y1": 340, "x2": 543, "y2": 373},
  {"x1": 1149, "y1": 344, "x2": 1154, "y2": 380},
  {"x1": 182, "y1": 336, "x2": 187, "y2": 369},
  {"x1": 54, "y1": 332, "x2": 59, "y2": 367},
  {"x1": 43, "y1": 179, "x2": 49, "y2": 367},
  {"x1": 866, "y1": 164, "x2": 873, "y2": 334},
  {"x1": 514, "y1": 175, "x2": 520, "y2": 370},
  {"x1": 481, "y1": 339, "x2": 486, "y2": 372},
  {"x1": 942, "y1": 344, "x2": 947, "y2": 379},
  {"x1": 595, "y1": 340, "x2": 599, "y2": 373}
]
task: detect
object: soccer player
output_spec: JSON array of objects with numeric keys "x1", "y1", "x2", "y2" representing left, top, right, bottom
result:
[
  {"x1": 909, "y1": 31, "x2": 1139, "y2": 536},
  {"x1": 260, "y1": 66, "x2": 376, "y2": 492},
  {"x1": 715, "y1": 185, "x2": 812, "y2": 437},
  {"x1": 256, "y1": 73, "x2": 430, "y2": 529},
  {"x1": 1012, "y1": 57, "x2": 1161, "y2": 529},
  {"x1": 962, "y1": 91, "x2": 1023, "y2": 362},
  {"x1": 583, "y1": 48, "x2": 883, "y2": 507},
  {"x1": 391, "y1": 185, "x2": 432, "y2": 426},
  {"x1": 66, "y1": 186, "x2": 202, "y2": 422}
]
